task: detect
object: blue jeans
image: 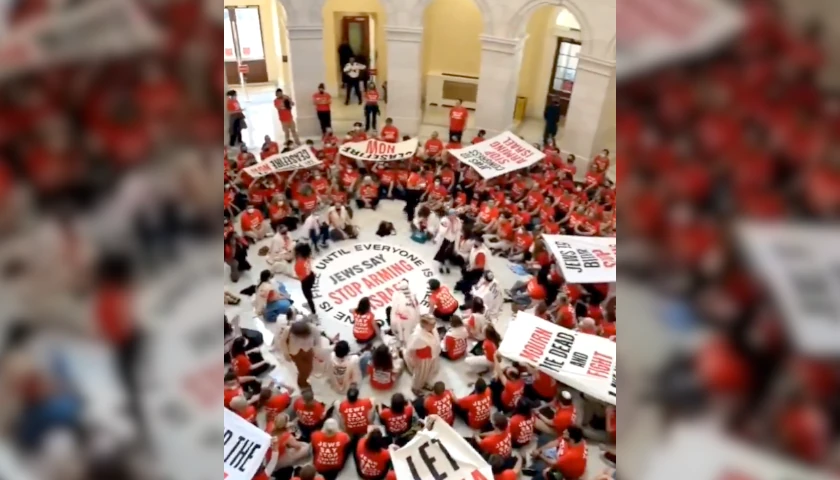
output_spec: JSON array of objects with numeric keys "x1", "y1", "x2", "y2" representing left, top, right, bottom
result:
[
  {"x1": 358, "y1": 351, "x2": 372, "y2": 376},
  {"x1": 309, "y1": 224, "x2": 329, "y2": 246},
  {"x1": 264, "y1": 283, "x2": 293, "y2": 323}
]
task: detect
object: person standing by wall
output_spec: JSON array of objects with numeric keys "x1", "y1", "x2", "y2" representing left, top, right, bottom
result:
[
  {"x1": 543, "y1": 98, "x2": 562, "y2": 143},
  {"x1": 312, "y1": 83, "x2": 332, "y2": 135},
  {"x1": 274, "y1": 88, "x2": 300, "y2": 145},
  {"x1": 448, "y1": 99, "x2": 468, "y2": 143},
  {"x1": 363, "y1": 82, "x2": 381, "y2": 132},
  {"x1": 227, "y1": 89, "x2": 245, "y2": 147},
  {"x1": 343, "y1": 57, "x2": 365, "y2": 105}
]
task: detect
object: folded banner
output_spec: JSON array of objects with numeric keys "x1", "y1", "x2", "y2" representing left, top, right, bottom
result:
[
  {"x1": 243, "y1": 146, "x2": 322, "y2": 178},
  {"x1": 339, "y1": 138, "x2": 419, "y2": 162},
  {"x1": 447, "y1": 131, "x2": 545, "y2": 179},
  {"x1": 0, "y1": 0, "x2": 161, "y2": 80},
  {"x1": 542, "y1": 234, "x2": 616, "y2": 284},
  {"x1": 224, "y1": 408, "x2": 271, "y2": 480},
  {"x1": 499, "y1": 312, "x2": 616, "y2": 405},
  {"x1": 392, "y1": 419, "x2": 493, "y2": 480}
]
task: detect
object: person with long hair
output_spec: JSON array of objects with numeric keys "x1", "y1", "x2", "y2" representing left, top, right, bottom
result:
[
  {"x1": 368, "y1": 344, "x2": 403, "y2": 391},
  {"x1": 294, "y1": 243, "x2": 317, "y2": 315},
  {"x1": 354, "y1": 428, "x2": 393, "y2": 480},
  {"x1": 465, "y1": 324, "x2": 501, "y2": 375},
  {"x1": 433, "y1": 209, "x2": 462, "y2": 274},
  {"x1": 377, "y1": 393, "x2": 416, "y2": 446},
  {"x1": 352, "y1": 297, "x2": 379, "y2": 345},
  {"x1": 405, "y1": 315, "x2": 442, "y2": 396},
  {"x1": 254, "y1": 269, "x2": 293, "y2": 325},
  {"x1": 277, "y1": 321, "x2": 321, "y2": 389},
  {"x1": 264, "y1": 413, "x2": 311, "y2": 472}
]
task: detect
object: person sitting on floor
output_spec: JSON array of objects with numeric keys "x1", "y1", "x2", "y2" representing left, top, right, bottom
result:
[
  {"x1": 415, "y1": 381, "x2": 455, "y2": 425},
  {"x1": 509, "y1": 398, "x2": 537, "y2": 449},
  {"x1": 428, "y1": 279, "x2": 459, "y2": 322},
  {"x1": 266, "y1": 224, "x2": 295, "y2": 277},
  {"x1": 266, "y1": 413, "x2": 311, "y2": 471},
  {"x1": 326, "y1": 340, "x2": 364, "y2": 395},
  {"x1": 535, "y1": 390, "x2": 579, "y2": 438},
  {"x1": 463, "y1": 298, "x2": 488, "y2": 341},
  {"x1": 410, "y1": 204, "x2": 433, "y2": 242},
  {"x1": 530, "y1": 425, "x2": 588, "y2": 480},
  {"x1": 465, "y1": 324, "x2": 501, "y2": 375},
  {"x1": 301, "y1": 212, "x2": 330, "y2": 253},
  {"x1": 352, "y1": 297, "x2": 380, "y2": 347},
  {"x1": 356, "y1": 176, "x2": 380, "y2": 210},
  {"x1": 489, "y1": 454, "x2": 524, "y2": 480},
  {"x1": 490, "y1": 361, "x2": 526, "y2": 414},
  {"x1": 311, "y1": 418, "x2": 351, "y2": 480},
  {"x1": 454, "y1": 377, "x2": 493, "y2": 432},
  {"x1": 354, "y1": 428, "x2": 394, "y2": 480},
  {"x1": 440, "y1": 315, "x2": 468, "y2": 361},
  {"x1": 327, "y1": 202, "x2": 357, "y2": 241},
  {"x1": 291, "y1": 464, "x2": 323, "y2": 480},
  {"x1": 377, "y1": 393, "x2": 416, "y2": 447},
  {"x1": 368, "y1": 344, "x2": 403, "y2": 391},
  {"x1": 337, "y1": 386, "x2": 375, "y2": 439},
  {"x1": 292, "y1": 388, "x2": 330, "y2": 442},
  {"x1": 471, "y1": 412, "x2": 517, "y2": 470}
]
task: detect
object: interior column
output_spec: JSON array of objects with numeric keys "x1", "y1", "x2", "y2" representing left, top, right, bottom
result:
[
  {"x1": 286, "y1": 25, "x2": 326, "y2": 138},
  {"x1": 474, "y1": 35, "x2": 527, "y2": 136},
  {"x1": 384, "y1": 26, "x2": 424, "y2": 136},
  {"x1": 560, "y1": 55, "x2": 614, "y2": 161}
]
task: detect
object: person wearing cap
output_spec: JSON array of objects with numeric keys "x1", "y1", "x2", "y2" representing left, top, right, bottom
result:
[
  {"x1": 535, "y1": 390, "x2": 580, "y2": 437},
  {"x1": 312, "y1": 83, "x2": 332, "y2": 134},
  {"x1": 311, "y1": 418, "x2": 351, "y2": 480},
  {"x1": 356, "y1": 176, "x2": 381, "y2": 210},
  {"x1": 433, "y1": 209, "x2": 462, "y2": 274},
  {"x1": 405, "y1": 315, "x2": 442, "y2": 396}
]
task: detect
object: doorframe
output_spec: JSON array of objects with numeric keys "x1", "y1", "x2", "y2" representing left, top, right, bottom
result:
[
  {"x1": 333, "y1": 12, "x2": 377, "y2": 87},
  {"x1": 224, "y1": 5, "x2": 269, "y2": 85}
]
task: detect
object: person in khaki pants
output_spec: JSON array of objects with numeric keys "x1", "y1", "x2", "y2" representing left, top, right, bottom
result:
[{"x1": 275, "y1": 88, "x2": 300, "y2": 145}]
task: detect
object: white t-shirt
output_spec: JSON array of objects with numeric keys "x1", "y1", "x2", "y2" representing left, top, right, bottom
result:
[
  {"x1": 328, "y1": 352, "x2": 361, "y2": 393},
  {"x1": 343, "y1": 62, "x2": 366, "y2": 79},
  {"x1": 328, "y1": 207, "x2": 350, "y2": 229}
]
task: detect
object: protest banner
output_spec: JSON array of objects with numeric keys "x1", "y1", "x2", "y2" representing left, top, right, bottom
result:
[
  {"x1": 224, "y1": 408, "x2": 271, "y2": 480},
  {"x1": 243, "y1": 146, "x2": 322, "y2": 178},
  {"x1": 392, "y1": 419, "x2": 493, "y2": 480},
  {"x1": 0, "y1": 0, "x2": 161, "y2": 80},
  {"x1": 339, "y1": 138, "x2": 419, "y2": 162},
  {"x1": 447, "y1": 131, "x2": 545, "y2": 179},
  {"x1": 643, "y1": 423, "x2": 835, "y2": 480},
  {"x1": 499, "y1": 312, "x2": 616, "y2": 405},
  {"x1": 542, "y1": 234, "x2": 616, "y2": 284},
  {"x1": 737, "y1": 222, "x2": 840, "y2": 355},
  {"x1": 312, "y1": 243, "x2": 434, "y2": 335}
]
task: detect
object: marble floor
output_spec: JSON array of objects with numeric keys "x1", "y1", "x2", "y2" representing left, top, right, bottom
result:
[{"x1": 223, "y1": 199, "x2": 613, "y2": 479}]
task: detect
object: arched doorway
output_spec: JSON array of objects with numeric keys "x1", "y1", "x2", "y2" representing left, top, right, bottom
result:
[
  {"x1": 322, "y1": 0, "x2": 388, "y2": 121},
  {"x1": 419, "y1": 0, "x2": 484, "y2": 128}
]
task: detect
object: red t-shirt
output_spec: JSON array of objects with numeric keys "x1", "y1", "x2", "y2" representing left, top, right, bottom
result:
[
  {"x1": 313, "y1": 92, "x2": 331, "y2": 112},
  {"x1": 339, "y1": 398, "x2": 374, "y2": 435},
  {"x1": 483, "y1": 340, "x2": 498, "y2": 364},
  {"x1": 424, "y1": 391, "x2": 455, "y2": 425},
  {"x1": 368, "y1": 365, "x2": 397, "y2": 390},
  {"x1": 425, "y1": 138, "x2": 444, "y2": 156},
  {"x1": 443, "y1": 333, "x2": 468, "y2": 360},
  {"x1": 500, "y1": 378, "x2": 525, "y2": 410},
  {"x1": 365, "y1": 90, "x2": 380, "y2": 104},
  {"x1": 311, "y1": 430, "x2": 351, "y2": 471},
  {"x1": 494, "y1": 470, "x2": 518, "y2": 480},
  {"x1": 479, "y1": 429, "x2": 512, "y2": 457},
  {"x1": 457, "y1": 390, "x2": 492, "y2": 429},
  {"x1": 380, "y1": 406, "x2": 414, "y2": 435},
  {"x1": 224, "y1": 386, "x2": 243, "y2": 409},
  {"x1": 236, "y1": 405, "x2": 257, "y2": 423},
  {"x1": 449, "y1": 106, "x2": 468, "y2": 131},
  {"x1": 430, "y1": 287, "x2": 459, "y2": 315},
  {"x1": 554, "y1": 441, "x2": 588, "y2": 479},
  {"x1": 381, "y1": 125, "x2": 399, "y2": 143},
  {"x1": 295, "y1": 258, "x2": 312, "y2": 280},
  {"x1": 274, "y1": 97, "x2": 294, "y2": 123},
  {"x1": 264, "y1": 392, "x2": 291, "y2": 426},
  {"x1": 510, "y1": 413, "x2": 535, "y2": 445},
  {"x1": 293, "y1": 398, "x2": 326, "y2": 427},
  {"x1": 356, "y1": 437, "x2": 392, "y2": 478},
  {"x1": 353, "y1": 311, "x2": 377, "y2": 342},
  {"x1": 552, "y1": 404, "x2": 577, "y2": 435}
]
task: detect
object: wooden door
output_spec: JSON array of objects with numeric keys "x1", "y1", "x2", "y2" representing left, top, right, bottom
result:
[
  {"x1": 341, "y1": 16, "x2": 370, "y2": 63},
  {"x1": 224, "y1": 6, "x2": 269, "y2": 85}
]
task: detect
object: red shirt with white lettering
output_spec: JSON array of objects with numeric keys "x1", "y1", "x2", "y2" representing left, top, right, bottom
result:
[
  {"x1": 368, "y1": 365, "x2": 397, "y2": 390},
  {"x1": 379, "y1": 406, "x2": 414, "y2": 435},
  {"x1": 423, "y1": 391, "x2": 456, "y2": 425},
  {"x1": 510, "y1": 413, "x2": 535, "y2": 445},
  {"x1": 430, "y1": 287, "x2": 459, "y2": 315},
  {"x1": 457, "y1": 389, "x2": 492, "y2": 429},
  {"x1": 356, "y1": 437, "x2": 392, "y2": 478},
  {"x1": 339, "y1": 398, "x2": 374, "y2": 435},
  {"x1": 449, "y1": 106, "x2": 468, "y2": 131},
  {"x1": 311, "y1": 430, "x2": 351, "y2": 472},
  {"x1": 479, "y1": 429, "x2": 512, "y2": 457},
  {"x1": 500, "y1": 378, "x2": 525, "y2": 410},
  {"x1": 381, "y1": 125, "x2": 399, "y2": 143},
  {"x1": 293, "y1": 398, "x2": 326, "y2": 427}
]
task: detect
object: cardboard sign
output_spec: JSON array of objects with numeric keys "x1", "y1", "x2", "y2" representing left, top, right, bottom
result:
[
  {"x1": 224, "y1": 409, "x2": 271, "y2": 480},
  {"x1": 243, "y1": 146, "x2": 322, "y2": 178},
  {"x1": 643, "y1": 423, "x2": 835, "y2": 480},
  {"x1": 499, "y1": 312, "x2": 616, "y2": 405},
  {"x1": 0, "y1": 0, "x2": 161, "y2": 80},
  {"x1": 737, "y1": 222, "x2": 840, "y2": 355},
  {"x1": 447, "y1": 131, "x2": 545, "y2": 179},
  {"x1": 312, "y1": 243, "x2": 434, "y2": 331},
  {"x1": 339, "y1": 138, "x2": 419, "y2": 162},
  {"x1": 543, "y1": 234, "x2": 616, "y2": 284},
  {"x1": 392, "y1": 420, "x2": 493, "y2": 480}
]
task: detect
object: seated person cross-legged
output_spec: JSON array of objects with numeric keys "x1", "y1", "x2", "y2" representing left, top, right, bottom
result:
[
  {"x1": 428, "y1": 279, "x2": 459, "y2": 322},
  {"x1": 352, "y1": 297, "x2": 380, "y2": 347},
  {"x1": 509, "y1": 398, "x2": 537, "y2": 449},
  {"x1": 467, "y1": 412, "x2": 519, "y2": 470},
  {"x1": 454, "y1": 378, "x2": 493, "y2": 432},
  {"x1": 489, "y1": 454, "x2": 524, "y2": 480},
  {"x1": 337, "y1": 387, "x2": 375, "y2": 441},
  {"x1": 528, "y1": 426, "x2": 588, "y2": 480},
  {"x1": 327, "y1": 203, "x2": 358, "y2": 241},
  {"x1": 292, "y1": 388, "x2": 331, "y2": 442},
  {"x1": 354, "y1": 429, "x2": 394, "y2": 480},
  {"x1": 465, "y1": 324, "x2": 501, "y2": 375},
  {"x1": 440, "y1": 315, "x2": 469, "y2": 361},
  {"x1": 412, "y1": 381, "x2": 456, "y2": 425},
  {"x1": 535, "y1": 390, "x2": 579, "y2": 440},
  {"x1": 489, "y1": 362, "x2": 526, "y2": 414},
  {"x1": 368, "y1": 344, "x2": 403, "y2": 391},
  {"x1": 356, "y1": 176, "x2": 381, "y2": 210},
  {"x1": 377, "y1": 393, "x2": 418, "y2": 447},
  {"x1": 311, "y1": 419, "x2": 352, "y2": 480}
]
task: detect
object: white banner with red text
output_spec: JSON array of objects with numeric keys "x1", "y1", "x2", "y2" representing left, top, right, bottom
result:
[
  {"x1": 392, "y1": 419, "x2": 493, "y2": 480},
  {"x1": 499, "y1": 312, "x2": 616, "y2": 405},
  {"x1": 447, "y1": 131, "x2": 545, "y2": 179},
  {"x1": 339, "y1": 138, "x2": 419, "y2": 162},
  {"x1": 224, "y1": 408, "x2": 271, "y2": 480},
  {"x1": 542, "y1": 234, "x2": 616, "y2": 284},
  {"x1": 243, "y1": 146, "x2": 322, "y2": 178}
]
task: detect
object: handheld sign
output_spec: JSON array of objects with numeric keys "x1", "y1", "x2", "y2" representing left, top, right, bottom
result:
[
  {"x1": 243, "y1": 145, "x2": 322, "y2": 178},
  {"x1": 339, "y1": 138, "x2": 419, "y2": 162},
  {"x1": 498, "y1": 312, "x2": 616, "y2": 405},
  {"x1": 392, "y1": 420, "x2": 493, "y2": 480},
  {"x1": 224, "y1": 408, "x2": 270, "y2": 480},
  {"x1": 447, "y1": 131, "x2": 545, "y2": 179},
  {"x1": 543, "y1": 234, "x2": 616, "y2": 284}
]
